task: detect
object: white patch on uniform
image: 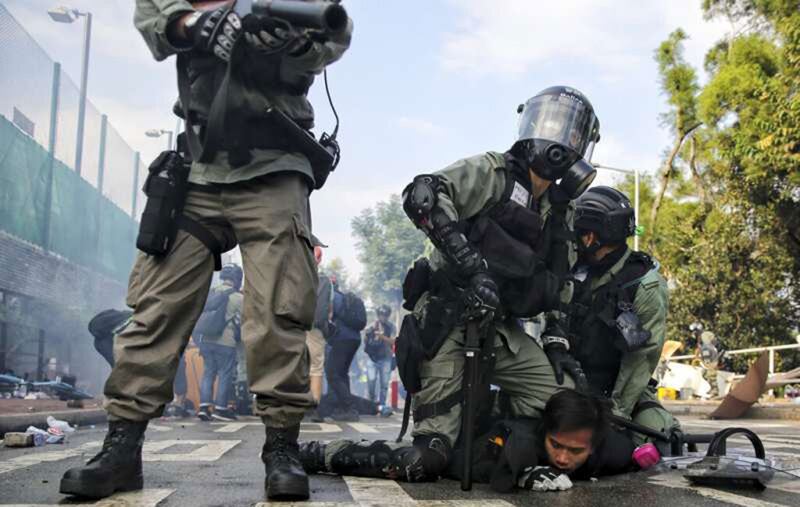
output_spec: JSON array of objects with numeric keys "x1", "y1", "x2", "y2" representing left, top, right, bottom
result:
[
  {"x1": 142, "y1": 439, "x2": 239, "y2": 462},
  {"x1": 510, "y1": 181, "x2": 531, "y2": 207},
  {"x1": 2, "y1": 488, "x2": 174, "y2": 507}
]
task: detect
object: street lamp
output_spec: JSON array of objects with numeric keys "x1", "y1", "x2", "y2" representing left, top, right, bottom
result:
[
  {"x1": 48, "y1": 5, "x2": 92, "y2": 177},
  {"x1": 145, "y1": 129, "x2": 174, "y2": 151},
  {"x1": 592, "y1": 163, "x2": 641, "y2": 251}
]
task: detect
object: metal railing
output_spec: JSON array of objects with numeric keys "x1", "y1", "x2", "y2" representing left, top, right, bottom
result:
[
  {"x1": 668, "y1": 343, "x2": 800, "y2": 379},
  {"x1": 0, "y1": 4, "x2": 146, "y2": 219}
]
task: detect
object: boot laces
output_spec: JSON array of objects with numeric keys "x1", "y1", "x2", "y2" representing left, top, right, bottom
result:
[{"x1": 88, "y1": 424, "x2": 140, "y2": 465}]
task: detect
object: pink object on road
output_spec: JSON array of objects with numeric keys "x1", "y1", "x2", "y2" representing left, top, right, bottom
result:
[{"x1": 632, "y1": 443, "x2": 661, "y2": 469}]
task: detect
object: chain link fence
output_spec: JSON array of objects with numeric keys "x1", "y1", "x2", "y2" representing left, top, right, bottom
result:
[{"x1": 0, "y1": 3, "x2": 143, "y2": 218}]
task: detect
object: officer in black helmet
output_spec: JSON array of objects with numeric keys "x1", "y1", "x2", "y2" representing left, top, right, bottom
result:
[
  {"x1": 568, "y1": 186, "x2": 680, "y2": 449},
  {"x1": 298, "y1": 86, "x2": 599, "y2": 483}
]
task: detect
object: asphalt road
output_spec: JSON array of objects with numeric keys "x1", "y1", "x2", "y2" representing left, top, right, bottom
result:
[{"x1": 1, "y1": 413, "x2": 799, "y2": 506}]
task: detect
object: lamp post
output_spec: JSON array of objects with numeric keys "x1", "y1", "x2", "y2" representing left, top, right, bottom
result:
[
  {"x1": 145, "y1": 129, "x2": 174, "y2": 151},
  {"x1": 47, "y1": 5, "x2": 92, "y2": 176},
  {"x1": 592, "y1": 163, "x2": 641, "y2": 251}
]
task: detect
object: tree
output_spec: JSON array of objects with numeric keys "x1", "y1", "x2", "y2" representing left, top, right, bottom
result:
[
  {"x1": 321, "y1": 257, "x2": 354, "y2": 293},
  {"x1": 351, "y1": 194, "x2": 426, "y2": 310},
  {"x1": 644, "y1": 2, "x2": 800, "y2": 365},
  {"x1": 648, "y1": 29, "x2": 702, "y2": 253}
]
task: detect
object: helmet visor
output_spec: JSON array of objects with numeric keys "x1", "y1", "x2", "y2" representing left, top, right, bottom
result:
[{"x1": 517, "y1": 93, "x2": 598, "y2": 156}]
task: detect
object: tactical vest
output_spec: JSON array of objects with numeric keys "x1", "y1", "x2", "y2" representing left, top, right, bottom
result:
[
  {"x1": 569, "y1": 251, "x2": 655, "y2": 398},
  {"x1": 176, "y1": 47, "x2": 316, "y2": 167},
  {"x1": 462, "y1": 154, "x2": 573, "y2": 318}
]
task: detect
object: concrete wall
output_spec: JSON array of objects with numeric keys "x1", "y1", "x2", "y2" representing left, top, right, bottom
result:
[{"x1": 0, "y1": 230, "x2": 128, "y2": 396}]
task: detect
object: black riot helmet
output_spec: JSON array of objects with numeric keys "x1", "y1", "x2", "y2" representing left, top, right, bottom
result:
[
  {"x1": 220, "y1": 263, "x2": 244, "y2": 290},
  {"x1": 574, "y1": 186, "x2": 636, "y2": 245},
  {"x1": 513, "y1": 86, "x2": 600, "y2": 199}
]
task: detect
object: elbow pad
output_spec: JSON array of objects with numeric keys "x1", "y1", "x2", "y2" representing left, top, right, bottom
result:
[{"x1": 402, "y1": 175, "x2": 484, "y2": 277}]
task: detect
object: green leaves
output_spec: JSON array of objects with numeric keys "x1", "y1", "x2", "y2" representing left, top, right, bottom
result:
[
  {"x1": 650, "y1": 5, "x2": 800, "y2": 360},
  {"x1": 351, "y1": 194, "x2": 426, "y2": 307}
]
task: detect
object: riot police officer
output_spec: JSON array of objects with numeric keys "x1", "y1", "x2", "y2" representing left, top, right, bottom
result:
[
  {"x1": 59, "y1": 0, "x2": 352, "y2": 501},
  {"x1": 568, "y1": 186, "x2": 679, "y2": 446},
  {"x1": 299, "y1": 86, "x2": 601, "y2": 482}
]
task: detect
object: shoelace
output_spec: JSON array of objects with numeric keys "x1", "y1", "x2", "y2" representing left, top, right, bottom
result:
[
  {"x1": 267, "y1": 432, "x2": 298, "y2": 464},
  {"x1": 87, "y1": 426, "x2": 140, "y2": 465}
]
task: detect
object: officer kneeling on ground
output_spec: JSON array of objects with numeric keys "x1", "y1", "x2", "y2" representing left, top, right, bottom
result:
[
  {"x1": 301, "y1": 389, "x2": 636, "y2": 492},
  {"x1": 59, "y1": 0, "x2": 352, "y2": 502},
  {"x1": 567, "y1": 186, "x2": 680, "y2": 449},
  {"x1": 301, "y1": 86, "x2": 601, "y2": 482}
]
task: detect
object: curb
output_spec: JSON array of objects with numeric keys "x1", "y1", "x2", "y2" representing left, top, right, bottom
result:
[
  {"x1": 663, "y1": 401, "x2": 800, "y2": 421},
  {"x1": 0, "y1": 409, "x2": 107, "y2": 437}
]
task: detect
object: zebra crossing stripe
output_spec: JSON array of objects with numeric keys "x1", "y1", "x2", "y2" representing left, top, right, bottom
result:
[{"x1": 1, "y1": 488, "x2": 173, "y2": 507}]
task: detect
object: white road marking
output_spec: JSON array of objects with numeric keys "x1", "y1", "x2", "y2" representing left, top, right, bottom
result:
[
  {"x1": 213, "y1": 422, "x2": 262, "y2": 433},
  {"x1": 2, "y1": 488, "x2": 174, "y2": 507},
  {"x1": 142, "y1": 439, "x2": 240, "y2": 462},
  {"x1": 256, "y1": 476, "x2": 516, "y2": 507},
  {"x1": 346, "y1": 423, "x2": 380, "y2": 434},
  {"x1": 344, "y1": 476, "x2": 415, "y2": 505},
  {"x1": 211, "y1": 421, "x2": 344, "y2": 434},
  {"x1": 147, "y1": 423, "x2": 172, "y2": 432},
  {"x1": 300, "y1": 423, "x2": 343, "y2": 434},
  {"x1": 649, "y1": 472, "x2": 789, "y2": 507},
  {"x1": 0, "y1": 442, "x2": 100, "y2": 476}
]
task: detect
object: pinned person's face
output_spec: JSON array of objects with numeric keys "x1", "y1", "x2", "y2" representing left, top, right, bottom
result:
[
  {"x1": 313, "y1": 246, "x2": 323, "y2": 265},
  {"x1": 544, "y1": 428, "x2": 594, "y2": 473}
]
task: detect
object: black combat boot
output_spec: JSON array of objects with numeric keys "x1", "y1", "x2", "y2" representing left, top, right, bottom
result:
[
  {"x1": 262, "y1": 425, "x2": 309, "y2": 500},
  {"x1": 60, "y1": 419, "x2": 148, "y2": 498},
  {"x1": 299, "y1": 440, "x2": 327, "y2": 474}
]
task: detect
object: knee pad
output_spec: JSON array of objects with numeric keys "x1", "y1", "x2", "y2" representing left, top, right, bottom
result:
[
  {"x1": 399, "y1": 434, "x2": 451, "y2": 481},
  {"x1": 330, "y1": 440, "x2": 395, "y2": 478}
]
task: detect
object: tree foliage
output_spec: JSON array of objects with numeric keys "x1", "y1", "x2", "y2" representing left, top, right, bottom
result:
[
  {"x1": 351, "y1": 194, "x2": 426, "y2": 309},
  {"x1": 645, "y1": 1, "x2": 800, "y2": 362},
  {"x1": 321, "y1": 257, "x2": 354, "y2": 293}
]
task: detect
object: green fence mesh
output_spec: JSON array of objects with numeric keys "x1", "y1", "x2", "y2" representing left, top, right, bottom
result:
[{"x1": 0, "y1": 116, "x2": 137, "y2": 283}]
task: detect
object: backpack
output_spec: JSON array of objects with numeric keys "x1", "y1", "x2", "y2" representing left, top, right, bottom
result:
[
  {"x1": 88, "y1": 309, "x2": 134, "y2": 367},
  {"x1": 364, "y1": 325, "x2": 388, "y2": 362},
  {"x1": 194, "y1": 288, "x2": 236, "y2": 338},
  {"x1": 338, "y1": 291, "x2": 367, "y2": 331}
]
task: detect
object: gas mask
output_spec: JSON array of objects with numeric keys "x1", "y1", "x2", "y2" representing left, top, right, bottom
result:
[{"x1": 515, "y1": 86, "x2": 600, "y2": 199}]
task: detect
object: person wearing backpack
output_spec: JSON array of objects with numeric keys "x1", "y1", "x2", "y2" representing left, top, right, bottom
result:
[
  {"x1": 196, "y1": 264, "x2": 243, "y2": 422},
  {"x1": 325, "y1": 283, "x2": 367, "y2": 421},
  {"x1": 364, "y1": 305, "x2": 396, "y2": 417}
]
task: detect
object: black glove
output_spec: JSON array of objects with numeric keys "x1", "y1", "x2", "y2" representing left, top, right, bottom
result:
[
  {"x1": 185, "y1": 5, "x2": 242, "y2": 62},
  {"x1": 542, "y1": 335, "x2": 588, "y2": 391},
  {"x1": 243, "y1": 18, "x2": 310, "y2": 55},
  {"x1": 467, "y1": 271, "x2": 500, "y2": 314},
  {"x1": 517, "y1": 466, "x2": 574, "y2": 491}
]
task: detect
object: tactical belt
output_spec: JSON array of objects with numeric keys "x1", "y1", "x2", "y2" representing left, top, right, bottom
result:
[
  {"x1": 176, "y1": 216, "x2": 223, "y2": 271},
  {"x1": 396, "y1": 390, "x2": 463, "y2": 443},
  {"x1": 414, "y1": 390, "x2": 463, "y2": 423}
]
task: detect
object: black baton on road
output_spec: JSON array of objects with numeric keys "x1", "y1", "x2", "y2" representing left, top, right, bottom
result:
[{"x1": 460, "y1": 318, "x2": 482, "y2": 491}]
